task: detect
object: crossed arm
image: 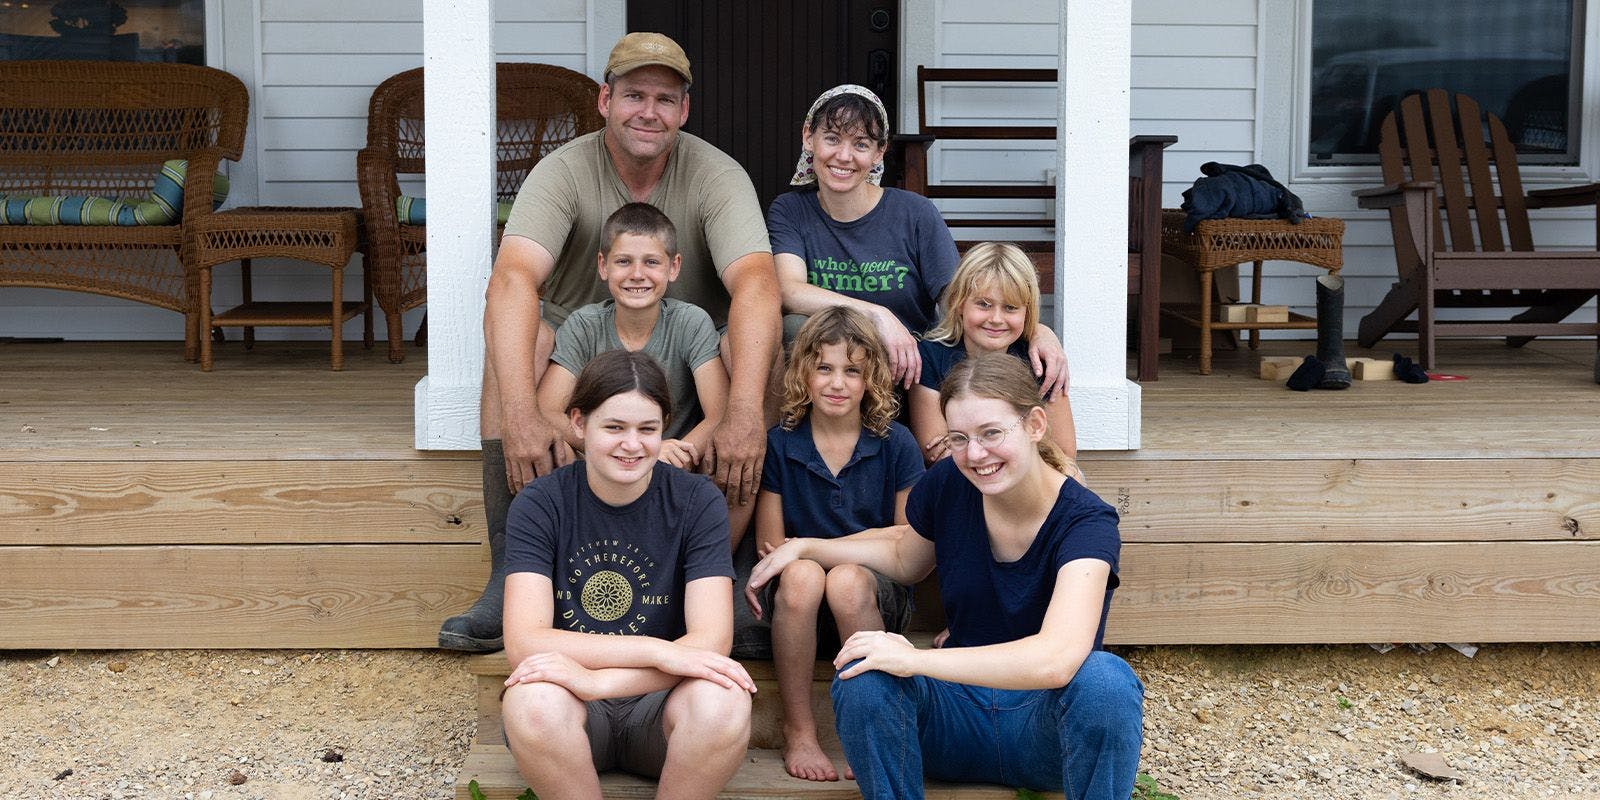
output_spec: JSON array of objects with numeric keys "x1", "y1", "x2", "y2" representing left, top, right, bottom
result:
[{"x1": 503, "y1": 572, "x2": 755, "y2": 701}]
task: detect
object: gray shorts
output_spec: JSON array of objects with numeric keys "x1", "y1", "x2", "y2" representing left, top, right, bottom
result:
[
  {"x1": 583, "y1": 689, "x2": 672, "y2": 778},
  {"x1": 756, "y1": 565, "x2": 913, "y2": 649}
]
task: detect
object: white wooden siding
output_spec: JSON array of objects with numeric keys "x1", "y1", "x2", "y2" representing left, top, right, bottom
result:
[{"x1": 10, "y1": 0, "x2": 1594, "y2": 343}]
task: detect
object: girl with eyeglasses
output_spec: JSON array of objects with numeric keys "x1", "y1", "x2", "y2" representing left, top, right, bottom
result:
[{"x1": 745, "y1": 351, "x2": 1142, "y2": 800}]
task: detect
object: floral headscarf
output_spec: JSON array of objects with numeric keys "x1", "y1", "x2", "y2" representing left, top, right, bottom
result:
[{"x1": 789, "y1": 84, "x2": 891, "y2": 187}]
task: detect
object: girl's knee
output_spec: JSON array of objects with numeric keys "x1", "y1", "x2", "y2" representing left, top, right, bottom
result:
[
  {"x1": 830, "y1": 661, "x2": 905, "y2": 708},
  {"x1": 823, "y1": 565, "x2": 878, "y2": 609},
  {"x1": 671, "y1": 678, "x2": 753, "y2": 736},
  {"x1": 503, "y1": 682, "x2": 585, "y2": 741},
  {"x1": 1058, "y1": 652, "x2": 1144, "y2": 734},
  {"x1": 775, "y1": 559, "x2": 825, "y2": 609}
]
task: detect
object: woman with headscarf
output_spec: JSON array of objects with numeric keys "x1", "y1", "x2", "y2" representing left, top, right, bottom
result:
[{"x1": 766, "y1": 85, "x2": 960, "y2": 390}]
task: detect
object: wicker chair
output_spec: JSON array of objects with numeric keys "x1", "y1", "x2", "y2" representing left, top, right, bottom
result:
[
  {"x1": 0, "y1": 61, "x2": 249, "y2": 360},
  {"x1": 357, "y1": 62, "x2": 603, "y2": 362}
]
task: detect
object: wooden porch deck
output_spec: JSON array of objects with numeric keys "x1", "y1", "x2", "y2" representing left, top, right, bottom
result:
[{"x1": 3, "y1": 338, "x2": 1597, "y2": 648}]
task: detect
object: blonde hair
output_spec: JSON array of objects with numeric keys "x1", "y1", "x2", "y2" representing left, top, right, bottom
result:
[
  {"x1": 780, "y1": 306, "x2": 898, "y2": 436},
  {"x1": 924, "y1": 242, "x2": 1040, "y2": 346},
  {"x1": 938, "y1": 351, "x2": 1074, "y2": 477}
]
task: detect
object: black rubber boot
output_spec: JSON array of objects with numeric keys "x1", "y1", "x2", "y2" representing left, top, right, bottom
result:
[
  {"x1": 1315, "y1": 275, "x2": 1352, "y2": 390},
  {"x1": 438, "y1": 440, "x2": 511, "y2": 652}
]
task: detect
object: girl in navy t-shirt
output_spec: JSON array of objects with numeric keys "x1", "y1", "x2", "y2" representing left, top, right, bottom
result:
[
  {"x1": 747, "y1": 306, "x2": 924, "y2": 783},
  {"x1": 500, "y1": 349, "x2": 755, "y2": 797},
  {"x1": 745, "y1": 352, "x2": 1143, "y2": 800}
]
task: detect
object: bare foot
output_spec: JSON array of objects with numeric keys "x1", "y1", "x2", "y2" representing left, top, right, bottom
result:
[
  {"x1": 782, "y1": 733, "x2": 839, "y2": 782},
  {"x1": 845, "y1": 763, "x2": 855, "y2": 781}
]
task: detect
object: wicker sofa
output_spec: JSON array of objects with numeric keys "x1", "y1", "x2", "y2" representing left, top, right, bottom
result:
[{"x1": 0, "y1": 61, "x2": 249, "y2": 359}]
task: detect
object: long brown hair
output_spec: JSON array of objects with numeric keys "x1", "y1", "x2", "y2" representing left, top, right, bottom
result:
[
  {"x1": 938, "y1": 351, "x2": 1073, "y2": 476},
  {"x1": 568, "y1": 348, "x2": 673, "y2": 428},
  {"x1": 780, "y1": 306, "x2": 898, "y2": 436}
]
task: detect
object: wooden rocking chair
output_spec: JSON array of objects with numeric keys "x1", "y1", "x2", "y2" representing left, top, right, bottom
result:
[{"x1": 1355, "y1": 89, "x2": 1600, "y2": 370}]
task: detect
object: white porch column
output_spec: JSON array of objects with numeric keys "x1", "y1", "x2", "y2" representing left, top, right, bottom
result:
[
  {"x1": 415, "y1": 0, "x2": 496, "y2": 450},
  {"x1": 1057, "y1": 0, "x2": 1140, "y2": 450}
]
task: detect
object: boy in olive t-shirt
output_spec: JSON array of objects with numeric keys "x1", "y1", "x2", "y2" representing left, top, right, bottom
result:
[{"x1": 536, "y1": 203, "x2": 729, "y2": 474}]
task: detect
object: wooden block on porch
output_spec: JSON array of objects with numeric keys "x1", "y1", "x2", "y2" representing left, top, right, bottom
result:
[
  {"x1": 1259, "y1": 355, "x2": 1300, "y2": 381},
  {"x1": 1220, "y1": 303, "x2": 1255, "y2": 322},
  {"x1": 1350, "y1": 357, "x2": 1396, "y2": 381},
  {"x1": 1246, "y1": 305, "x2": 1289, "y2": 323},
  {"x1": 1222, "y1": 304, "x2": 1289, "y2": 323}
]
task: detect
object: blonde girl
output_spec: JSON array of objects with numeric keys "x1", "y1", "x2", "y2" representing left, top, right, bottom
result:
[
  {"x1": 910, "y1": 242, "x2": 1080, "y2": 476},
  {"x1": 749, "y1": 306, "x2": 925, "y2": 782}
]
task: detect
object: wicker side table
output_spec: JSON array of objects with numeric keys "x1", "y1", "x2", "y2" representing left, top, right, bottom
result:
[
  {"x1": 193, "y1": 207, "x2": 371, "y2": 371},
  {"x1": 1160, "y1": 211, "x2": 1346, "y2": 374}
]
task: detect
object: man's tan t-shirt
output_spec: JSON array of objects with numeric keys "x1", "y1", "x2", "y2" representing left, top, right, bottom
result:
[{"x1": 502, "y1": 130, "x2": 770, "y2": 328}]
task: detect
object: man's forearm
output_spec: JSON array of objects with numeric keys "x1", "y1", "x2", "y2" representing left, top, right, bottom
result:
[
  {"x1": 484, "y1": 267, "x2": 544, "y2": 422},
  {"x1": 725, "y1": 274, "x2": 781, "y2": 410}
]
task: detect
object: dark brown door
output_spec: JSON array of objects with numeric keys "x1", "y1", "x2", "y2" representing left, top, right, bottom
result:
[{"x1": 628, "y1": 0, "x2": 898, "y2": 209}]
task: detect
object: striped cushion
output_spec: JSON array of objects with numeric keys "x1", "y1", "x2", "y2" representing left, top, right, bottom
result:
[
  {"x1": 396, "y1": 195, "x2": 513, "y2": 225},
  {"x1": 0, "y1": 160, "x2": 228, "y2": 226}
]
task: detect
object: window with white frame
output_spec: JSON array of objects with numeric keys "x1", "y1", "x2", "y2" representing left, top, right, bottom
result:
[
  {"x1": 0, "y1": 0, "x2": 205, "y2": 64},
  {"x1": 1308, "y1": 0, "x2": 1582, "y2": 166}
]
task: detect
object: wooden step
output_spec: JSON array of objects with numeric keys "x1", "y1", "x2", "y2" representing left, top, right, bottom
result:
[{"x1": 456, "y1": 743, "x2": 1059, "y2": 800}]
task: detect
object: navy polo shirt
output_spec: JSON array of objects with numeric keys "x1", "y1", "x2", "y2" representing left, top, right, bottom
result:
[
  {"x1": 907, "y1": 458, "x2": 1121, "y2": 651},
  {"x1": 760, "y1": 418, "x2": 924, "y2": 539},
  {"x1": 917, "y1": 337, "x2": 1034, "y2": 393}
]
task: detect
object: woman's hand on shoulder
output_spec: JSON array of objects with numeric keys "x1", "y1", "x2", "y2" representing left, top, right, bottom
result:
[
  {"x1": 834, "y1": 630, "x2": 920, "y2": 679},
  {"x1": 504, "y1": 651, "x2": 601, "y2": 700},
  {"x1": 869, "y1": 308, "x2": 922, "y2": 389},
  {"x1": 660, "y1": 438, "x2": 698, "y2": 469}
]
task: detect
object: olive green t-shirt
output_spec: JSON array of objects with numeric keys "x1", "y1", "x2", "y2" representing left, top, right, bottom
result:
[{"x1": 501, "y1": 130, "x2": 770, "y2": 328}]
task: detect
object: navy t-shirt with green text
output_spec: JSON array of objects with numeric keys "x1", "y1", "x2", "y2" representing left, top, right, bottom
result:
[
  {"x1": 768, "y1": 186, "x2": 959, "y2": 334},
  {"x1": 905, "y1": 458, "x2": 1121, "y2": 650}
]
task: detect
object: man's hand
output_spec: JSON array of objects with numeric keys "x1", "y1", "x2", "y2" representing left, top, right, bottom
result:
[
  {"x1": 1029, "y1": 329, "x2": 1071, "y2": 401},
  {"x1": 922, "y1": 432, "x2": 950, "y2": 465},
  {"x1": 502, "y1": 414, "x2": 573, "y2": 494},
  {"x1": 834, "y1": 630, "x2": 920, "y2": 679},
  {"x1": 504, "y1": 651, "x2": 601, "y2": 700},
  {"x1": 705, "y1": 404, "x2": 765, "y2": 507},
  {"x1": 871, "y1": 308, "x2": 922, "y2": 389}
]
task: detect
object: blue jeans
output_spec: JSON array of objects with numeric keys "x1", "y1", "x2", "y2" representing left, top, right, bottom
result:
[{"x1": 831, "y1": 650, "x2": 1144, "y2": 800}]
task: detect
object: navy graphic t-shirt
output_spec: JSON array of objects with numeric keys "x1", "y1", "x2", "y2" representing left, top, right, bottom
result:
[
  {"x1": 905, "y1": 458, "x2": 1121, "y2": 650},
  {"x1": 505, "y1": 461, "x2": 734, "y2": 639},
  {"x1": 768, "y1": 186, "x2": 959, "y2": 334}
]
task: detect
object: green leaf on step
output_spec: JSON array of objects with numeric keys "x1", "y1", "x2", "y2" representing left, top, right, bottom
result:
[{"x1": 467, "y1": 780, "x2": 487, "y2": 800}]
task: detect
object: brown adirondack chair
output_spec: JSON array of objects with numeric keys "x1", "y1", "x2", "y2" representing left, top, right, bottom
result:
[{"x1": 1355, "y1": 89, "x2": 1600, "y2": 371}]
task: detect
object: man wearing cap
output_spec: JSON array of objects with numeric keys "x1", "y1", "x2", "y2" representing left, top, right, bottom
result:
[{"x1": 442, "y1": 32, "x2": 780, "y2": 655}]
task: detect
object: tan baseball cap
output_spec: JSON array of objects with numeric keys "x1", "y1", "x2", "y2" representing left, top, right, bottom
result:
[{"x1": 605, "y1": 32, "x2": 693, "y2": 86}]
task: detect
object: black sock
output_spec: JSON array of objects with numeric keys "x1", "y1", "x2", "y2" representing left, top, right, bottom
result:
[
  {"x1": 1285, "y1": 355, "x2": 1324, "y2": 391},
  {"x1": 1393, "y1": 353, "x2": 1429, "y2": 383}
]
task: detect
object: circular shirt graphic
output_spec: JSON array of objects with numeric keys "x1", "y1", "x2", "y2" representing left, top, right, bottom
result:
[{"x1": 580, "y1": 570, "x2": 633, "y2": 622}]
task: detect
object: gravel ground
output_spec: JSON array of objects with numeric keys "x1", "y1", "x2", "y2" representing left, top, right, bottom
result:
[{"x1": 3, "y1": 644, "x2": 1596, "y2": 799}]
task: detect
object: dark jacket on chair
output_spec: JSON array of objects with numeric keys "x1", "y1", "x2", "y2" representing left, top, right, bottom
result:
[{"x1": 1180, "y1": 162, "x2": 1308, "y2": 233}]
